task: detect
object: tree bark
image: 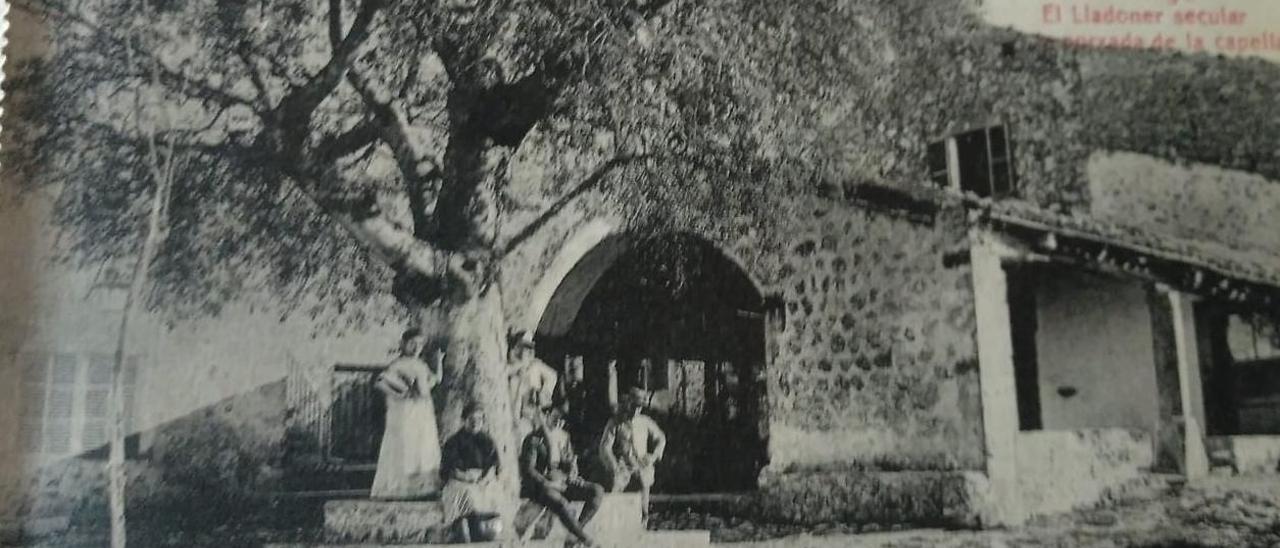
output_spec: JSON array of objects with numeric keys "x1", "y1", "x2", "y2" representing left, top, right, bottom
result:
[{"x1": 429, "y1": 286, "x2": 519, "y2": 495}]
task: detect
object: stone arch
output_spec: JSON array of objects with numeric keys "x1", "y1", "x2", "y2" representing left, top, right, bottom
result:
[
  {"x1": 530, "y1": 228, "x2": 770, "y2": 494},
  {"x1": 529, "y1": 223, "x2": 767, "y2": 339},
  {"x1": 522, "y1": 218, "x2": 621, "y2": 335}
]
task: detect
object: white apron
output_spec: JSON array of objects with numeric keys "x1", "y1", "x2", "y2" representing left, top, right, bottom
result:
[{"x1": 371, "y1": 356, "x2": 442, "y2": 499}]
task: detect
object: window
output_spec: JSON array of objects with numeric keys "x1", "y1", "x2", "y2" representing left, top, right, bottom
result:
[
  {"x1": 1226, "y1": 313, "x2": 1280, "y2": 364},
  {"x1": 927, "y1": 125, "x2": 1016, "y2": 198},
  {"x1": 18, "y1": 352, "x2": 139, "y2": 457},
  {"x1": 1198, "y1": 306, "x2": 1280, "y2": 435}
]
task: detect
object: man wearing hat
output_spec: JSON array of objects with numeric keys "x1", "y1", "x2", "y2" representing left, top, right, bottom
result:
[
  {"x1": 507, "y1": 330, "x2": 559, "y2": 441},
  {"x1": 597, "y1": 387, "x2": 666, "y2": 523}
]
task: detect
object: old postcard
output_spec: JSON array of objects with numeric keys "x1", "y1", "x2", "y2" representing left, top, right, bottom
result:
[{"x1": 1, "y1": 0, "x2": 1278, "y2": 546}]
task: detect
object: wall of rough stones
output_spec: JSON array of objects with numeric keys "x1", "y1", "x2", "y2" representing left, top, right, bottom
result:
[
  {"x1": 496, "y1": 185, "x2": 989, "y2": 524},
  {"x1": 757, "y1": 199, "x2": 984, "y2": 473},
  {"x1": 748, "y1": 200, "x2": 987, "y2": 526},
  {"x1": 500, "y1": 190, "x2": 986, "y2": 470}
]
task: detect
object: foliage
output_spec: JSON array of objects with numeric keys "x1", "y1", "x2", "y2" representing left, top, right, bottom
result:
[{"x1": 0, "y1": 0, "x2": 847, "y2": 322}]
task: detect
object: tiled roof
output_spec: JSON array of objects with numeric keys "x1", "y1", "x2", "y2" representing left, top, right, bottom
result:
[
  {"x1": 982, "y1": 199, "x2": 1280, "y2": 290},
  {"x1": 840, "y1": 180, "x2": 1280, "y2": 290}
]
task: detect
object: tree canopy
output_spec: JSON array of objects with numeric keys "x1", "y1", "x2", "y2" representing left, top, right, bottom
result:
[
  {"x1": 11, "y1": 0, "x2": 1279, "y2": 324},
  {"x1": 4, "y1": 0, "x2": 834, "y2": 322}
]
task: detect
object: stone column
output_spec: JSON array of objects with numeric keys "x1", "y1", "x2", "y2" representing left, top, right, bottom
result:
[
  {"x1": 968, "y1": 231, "x2": 1027, "y2": 526},
  {"x1": 1168, "y1": 291, "x2": 1210, "y2": 479}
]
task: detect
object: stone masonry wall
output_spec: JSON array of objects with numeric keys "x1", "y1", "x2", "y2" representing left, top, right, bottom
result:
[
  {"x1": 760, "y1": 199, "x2": 983, "y2": 474},
  {"x1": 495, "y1": 185, "x2": 988, "y2": 525},
  {"x1": 500, "y1": 191, "x2": 985, "y2": 473}
]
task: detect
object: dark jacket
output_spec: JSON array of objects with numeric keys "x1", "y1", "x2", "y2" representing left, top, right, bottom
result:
[
  {"x1": 519, "y1": 428, "x2": 577, "y2": 496},
  {"x1": 440, "y1": 430, "x2": 499, "y2": 482}
]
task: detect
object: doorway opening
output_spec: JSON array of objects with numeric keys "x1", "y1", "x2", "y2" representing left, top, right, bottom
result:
[{"x1": 534, "y1": 233, "x2": 768, "y2": 494}]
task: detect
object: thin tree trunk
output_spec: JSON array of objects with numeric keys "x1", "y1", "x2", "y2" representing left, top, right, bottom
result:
[
  {"x1": 109, "y1": 75, "x2": 175, "y2": 544},
  {"x1": 108, "y1": 170, "x2": 167, "y2": 548}
]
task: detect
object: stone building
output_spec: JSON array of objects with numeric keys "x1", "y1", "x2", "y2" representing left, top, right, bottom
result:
[{"x1": 3, "y1": 0, "x2": 1280, "y2": 541}]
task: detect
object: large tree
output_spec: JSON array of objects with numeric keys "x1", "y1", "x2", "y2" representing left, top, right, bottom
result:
[
  {"x1": 14, "y1": 0, "x2": 1279, "y2": 515},
  {"x1": 4, "y1": 0, "x2": 795, "y2": 495}
]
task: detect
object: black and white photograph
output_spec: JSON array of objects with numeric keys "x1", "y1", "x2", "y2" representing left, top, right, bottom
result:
[{"x1": 1, "y1": 0, "x2": 1279, "y2": 546}]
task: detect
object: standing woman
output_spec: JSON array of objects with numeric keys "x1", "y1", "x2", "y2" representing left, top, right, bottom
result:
[{"x1": 371, "y1": 328, "x2": 444, "y2": 499}]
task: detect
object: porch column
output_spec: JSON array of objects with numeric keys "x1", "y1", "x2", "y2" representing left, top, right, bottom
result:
[
  {"x1": 969, "y1": 232, "x2": 1027, "y2": 526},
  {"x1": 1169, "y1": 291, "x2": 1210, "y2": 479}
]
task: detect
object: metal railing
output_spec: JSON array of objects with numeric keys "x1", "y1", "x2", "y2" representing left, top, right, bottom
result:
[
  {"x1": 285, "y1": 361, "x2": 384, "y2": 468},
  {"x1": 329, "y1": 365, "x2": 384, "y2": 464}
]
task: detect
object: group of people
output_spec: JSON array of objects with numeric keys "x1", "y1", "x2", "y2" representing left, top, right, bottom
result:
[{"x1": 369, "y1": 328, "x2": 667, "y2": 546}]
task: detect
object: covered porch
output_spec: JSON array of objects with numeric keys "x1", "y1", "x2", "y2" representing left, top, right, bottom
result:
[{"x1": 969, "y1": 205, "x2": 1280, "y2": 525}]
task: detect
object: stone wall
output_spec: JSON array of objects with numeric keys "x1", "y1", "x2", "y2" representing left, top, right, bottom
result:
[
  {"x1": 752, "y1": 470, "x2": 987, "y2": 527},
  {"x1": 760, "y1": 200, "x2": 984, "y2": 473},
  {"x1": 492, "y1": 187, "x2": 987, "y2": 524}
]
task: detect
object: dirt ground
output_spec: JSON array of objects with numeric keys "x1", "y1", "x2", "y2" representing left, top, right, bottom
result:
[
  {"x1": 658, "y1": 476, "x2": 1280, "y2": 548},
  {"x1": 13, "y1": 476, "x2": 1280, "y2": 547}
]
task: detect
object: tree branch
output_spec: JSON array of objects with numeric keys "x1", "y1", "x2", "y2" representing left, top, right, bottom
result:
[
  {"x1": 78, "y1": 119, "x2": 255, "y2": 158},
  {"x1": 328, "y1": 0, "x2": 345, "y2": 48},
  {"x1": 150, "y1": 62, "x2": 261, "y2": 111},
  {"x1": 313, "y1": 118, "x2": 382, "y2": 162},
  {"x1": 347, "y1": 68, "x2": 442, "y2": 181},
  {"x1": 34, "y1": 4, "x2": 263, "y2": 112},
  {"x1": 405, "y1": 168, "x2": 442, "y2": 240},
  {"x1": 234, "y1": 43, "x2": 277, "y2": 112},
  {"x1": 274, "y1": 0, "x2": 383, "y2": 136},
  {"x1": 347, "y1": 67, "x2": 444, "y2": 239},
  {"x1": 285, "y1": 165, "x2": 447, "y2": 279}
]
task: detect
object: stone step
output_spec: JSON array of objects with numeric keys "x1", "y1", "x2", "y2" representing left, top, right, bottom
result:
[
  {"x1": 265, "y1": 530, "x2": 710, "y2": 548},
  {"x1": 325, "y1": 494, "x2": 644, "y2": 544},
  {"x1": 326, "y1": 499, "x2": 445, "y2": 543}
]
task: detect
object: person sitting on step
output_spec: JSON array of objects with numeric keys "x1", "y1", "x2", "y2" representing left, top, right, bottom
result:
[
  {"x1": 598, "y1": 387, "x2": 666, "y2": 524},
  {"x1": 520, "y1": 404, "x2": 604, "y2": 547},
  {"x1": 439, "y1": 401, "x2": 503, "y2": 543}
]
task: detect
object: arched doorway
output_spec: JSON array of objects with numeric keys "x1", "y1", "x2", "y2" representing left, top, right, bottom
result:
[{"x1": 534, "y1": 233, "x2": 768, "y2": 494}]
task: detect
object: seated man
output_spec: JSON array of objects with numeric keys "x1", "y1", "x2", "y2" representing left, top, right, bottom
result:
[
  {"x1": 520, "y1": 405, "x2": 604, "y2": 547},
  {"x1": 439, "y1": 402, "x2": 503, "y2": 543},
  {"x1": 598, "y1": 388, "x2": 666, "y2": 523}
]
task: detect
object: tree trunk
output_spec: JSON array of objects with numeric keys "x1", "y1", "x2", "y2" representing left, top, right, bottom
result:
[
  {"x1": 108, "y1": 280, "x2": 139, "y2": 548},
  {"x1": 109, "y1": 168, "x2": 168, "y2": 548},
  {"x1": 430, "y1": 285, "x2": 519, "y2": 494},
  {"x1": 421, "y1": 85, "x2": 521, "y2": 492}
]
